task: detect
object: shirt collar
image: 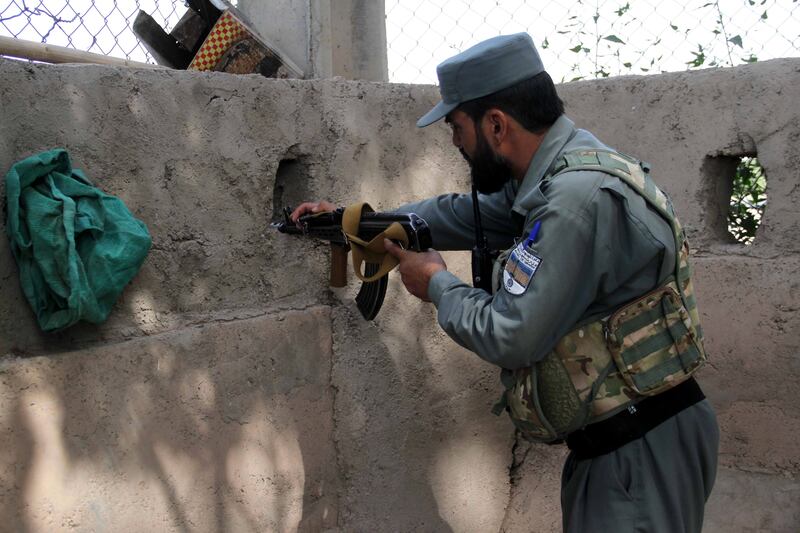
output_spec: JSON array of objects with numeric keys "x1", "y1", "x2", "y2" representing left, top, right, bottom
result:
[{"x1": 511, "y1": 115, "x2": 577, "y2": 217}]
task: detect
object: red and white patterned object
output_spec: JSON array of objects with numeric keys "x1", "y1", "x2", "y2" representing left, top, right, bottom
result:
[{"x1": 187, "y1": 11, "x2": 247, "y2": 71}]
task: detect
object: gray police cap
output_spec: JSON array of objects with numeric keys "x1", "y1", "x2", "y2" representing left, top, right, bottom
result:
[{"x1": 417, "y1": 33, "x2": 545, "y2": 128}]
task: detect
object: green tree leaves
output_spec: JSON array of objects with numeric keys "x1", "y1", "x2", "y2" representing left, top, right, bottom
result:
[
  {"x1": 687, "y1": 45, "x2": 706, "y2": 67},
  {"x1": 552, "y1": 0, "x2": 777, "y2": 81},
  {"x1": 728, "y1": 157, "x2": 768, "y2": 244}
]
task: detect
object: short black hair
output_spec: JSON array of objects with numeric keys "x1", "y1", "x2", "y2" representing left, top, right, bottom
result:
[{"x1": 457, "y1": 71, "x2": 564, "y2": 134}]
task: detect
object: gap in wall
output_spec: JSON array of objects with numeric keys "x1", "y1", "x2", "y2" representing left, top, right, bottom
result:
[
  {"x1": 727, "y1": 156, "x2": 768, "y2": 245},
  {"x1": 272, "y1": 154, "x2": 311, "y2": 220},
  {"x1": 702, "y1": 153, "x2": 768, "y2": 245}
]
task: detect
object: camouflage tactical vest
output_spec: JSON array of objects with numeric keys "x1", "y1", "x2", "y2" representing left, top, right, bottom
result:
[{"x1": 495, "y1": 149, "x2": 707, "y2": 443}]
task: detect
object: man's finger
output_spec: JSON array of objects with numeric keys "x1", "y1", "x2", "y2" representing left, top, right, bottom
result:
[
  {"x1": 383, "y1": 238, "x2": 406, "y2": 259},
  {"x1": 290, "y1": 201, "x2": 331, "y2": 223},
  {"x1": 290, "y1": 202, "x2": 314, "y2": 222}
]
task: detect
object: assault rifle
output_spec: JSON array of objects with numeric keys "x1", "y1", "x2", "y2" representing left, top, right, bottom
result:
[{"x1": 271, "y1": 205, "x2": 432, "y2": 320}]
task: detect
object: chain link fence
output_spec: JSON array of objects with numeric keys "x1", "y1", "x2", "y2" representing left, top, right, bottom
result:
[
  {"x1": 0, "y1": 1, "x2": 187, "y2": 62},
  {"x1": 2, "y1": 1, "x2": 798, "y2": 82},
  {"x1": 387, "y1": 0, "x2": 800, "y2": 83}
]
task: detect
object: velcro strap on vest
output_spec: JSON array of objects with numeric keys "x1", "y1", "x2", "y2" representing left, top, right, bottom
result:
[
  {"x1": 565, "y1": 377, "x2": 705, "y2": 459},
  {"x1": 342, "y1": 202, "x2": 409, "y2": 283}
]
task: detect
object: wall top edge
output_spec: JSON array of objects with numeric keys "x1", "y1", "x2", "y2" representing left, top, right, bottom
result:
[{"x1": 2, "y1": 56, "x2": 798, "y2": 90}]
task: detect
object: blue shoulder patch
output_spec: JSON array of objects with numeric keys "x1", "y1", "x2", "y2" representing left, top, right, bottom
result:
[{"x1": 503, "y1": 241, "x2": 542, "y2": 295}]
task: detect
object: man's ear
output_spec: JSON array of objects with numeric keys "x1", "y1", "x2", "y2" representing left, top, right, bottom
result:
[{"x1": 484, "y1": 109, "x2": 509, "y2": 146}]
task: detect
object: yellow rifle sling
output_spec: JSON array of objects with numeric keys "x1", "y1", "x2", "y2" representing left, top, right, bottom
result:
[{"x1": 342, "y1": 202, "x2": 408, "y2": 282}]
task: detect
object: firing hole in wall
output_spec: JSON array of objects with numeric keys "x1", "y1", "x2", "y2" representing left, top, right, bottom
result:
[
  {"x1": 728, "y1": 156, "x2": 767, "y2": 245},
  {"x1": 273, "y1": 156, "x2": 311, "y2": 217},
  {"x1": 703, "y1": 154, "x2": 767, "y2": 245}
]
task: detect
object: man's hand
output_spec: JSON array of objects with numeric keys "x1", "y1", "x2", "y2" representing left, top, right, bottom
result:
[
  {"x1": 384, "y1": 239, "x2": 447, "y2": 302},
  {"x1": 290, "y1": 201, "x2": 337, "y2": 224}
]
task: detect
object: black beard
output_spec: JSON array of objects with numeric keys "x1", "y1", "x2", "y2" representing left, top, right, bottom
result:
[{"x1": 460, "y1": 131, "x2": 512, "y2": 194}]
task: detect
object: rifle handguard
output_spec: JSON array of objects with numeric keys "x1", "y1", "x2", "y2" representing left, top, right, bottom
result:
[{"x1": 330, "y1": 243, "x2": 349, "y2": 287}]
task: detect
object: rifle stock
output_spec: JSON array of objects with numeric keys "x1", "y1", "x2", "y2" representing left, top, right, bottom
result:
[{"x1": 272, "y1": 206, "x2": 432, "y2": 320}]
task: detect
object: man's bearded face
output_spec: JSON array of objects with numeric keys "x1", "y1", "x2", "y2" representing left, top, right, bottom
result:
[{"x1": 460, "y1": 125, "x2": 513, "y2": 194}]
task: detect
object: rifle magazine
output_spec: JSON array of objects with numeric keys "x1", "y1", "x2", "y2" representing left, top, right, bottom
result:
[{"x1": 355, "y1": 263, "x2": 389, "y2": 320}]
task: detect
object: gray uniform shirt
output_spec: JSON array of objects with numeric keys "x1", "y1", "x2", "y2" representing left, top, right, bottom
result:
[{"x1": 399, "y1": 115, "x2": 676, "y2": 373}]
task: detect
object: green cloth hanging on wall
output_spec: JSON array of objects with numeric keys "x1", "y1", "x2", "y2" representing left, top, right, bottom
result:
[{"x1": 5, "y1": 149, "x2": 151, "y2": 332}]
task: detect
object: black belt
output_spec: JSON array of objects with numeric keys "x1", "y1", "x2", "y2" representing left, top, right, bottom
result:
[{"x1": 565, "y1": 377, "x2": 705, "y2": 460}]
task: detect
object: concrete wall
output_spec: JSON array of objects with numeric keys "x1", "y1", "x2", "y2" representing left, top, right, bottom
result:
[
  {"x1": 0, "y1": 57, "x2": 797, "y2": 532},
  {"x1": 237, "y1": 0, "x2": 388, "y2": 80}
]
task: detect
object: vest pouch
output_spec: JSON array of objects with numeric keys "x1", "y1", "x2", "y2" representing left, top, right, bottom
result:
[
  {"x1": 605, "y1": 281, "x2": 705, "y2": 396},
  {"x1": 504, "y1": 356, "x2": 588, "y2": 443},
  {"x1": 504, "y1": 320, "x2": 616, "y2": 443},
  {"x1": 503, "y1": 366, "x2": 561, "y2": 442}
]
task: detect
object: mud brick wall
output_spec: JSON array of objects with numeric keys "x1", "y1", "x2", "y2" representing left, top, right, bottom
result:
[{"x1": 0, "y1": 58, "x2": 798, "y2": 531}]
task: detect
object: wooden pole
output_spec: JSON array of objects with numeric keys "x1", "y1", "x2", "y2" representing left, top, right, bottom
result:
[{"x1": 0, "y1": 36, "x2": 167, "y2": 69}]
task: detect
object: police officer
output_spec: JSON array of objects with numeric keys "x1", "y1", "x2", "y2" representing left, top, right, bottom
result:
[{"x1": 294, "y1": 33, "x2": 719, "y2": 533}]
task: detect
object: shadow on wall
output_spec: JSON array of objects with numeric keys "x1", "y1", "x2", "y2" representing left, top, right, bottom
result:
[
  {"x1": 0, "y1": 307, "x2": 337, "y2": 532},
  {"x1": 329, "y1": 267, "x2": 513, "y2": 531},
  {"x1": 330, "y1": 302, "x2": 455, "y2": 531}
]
